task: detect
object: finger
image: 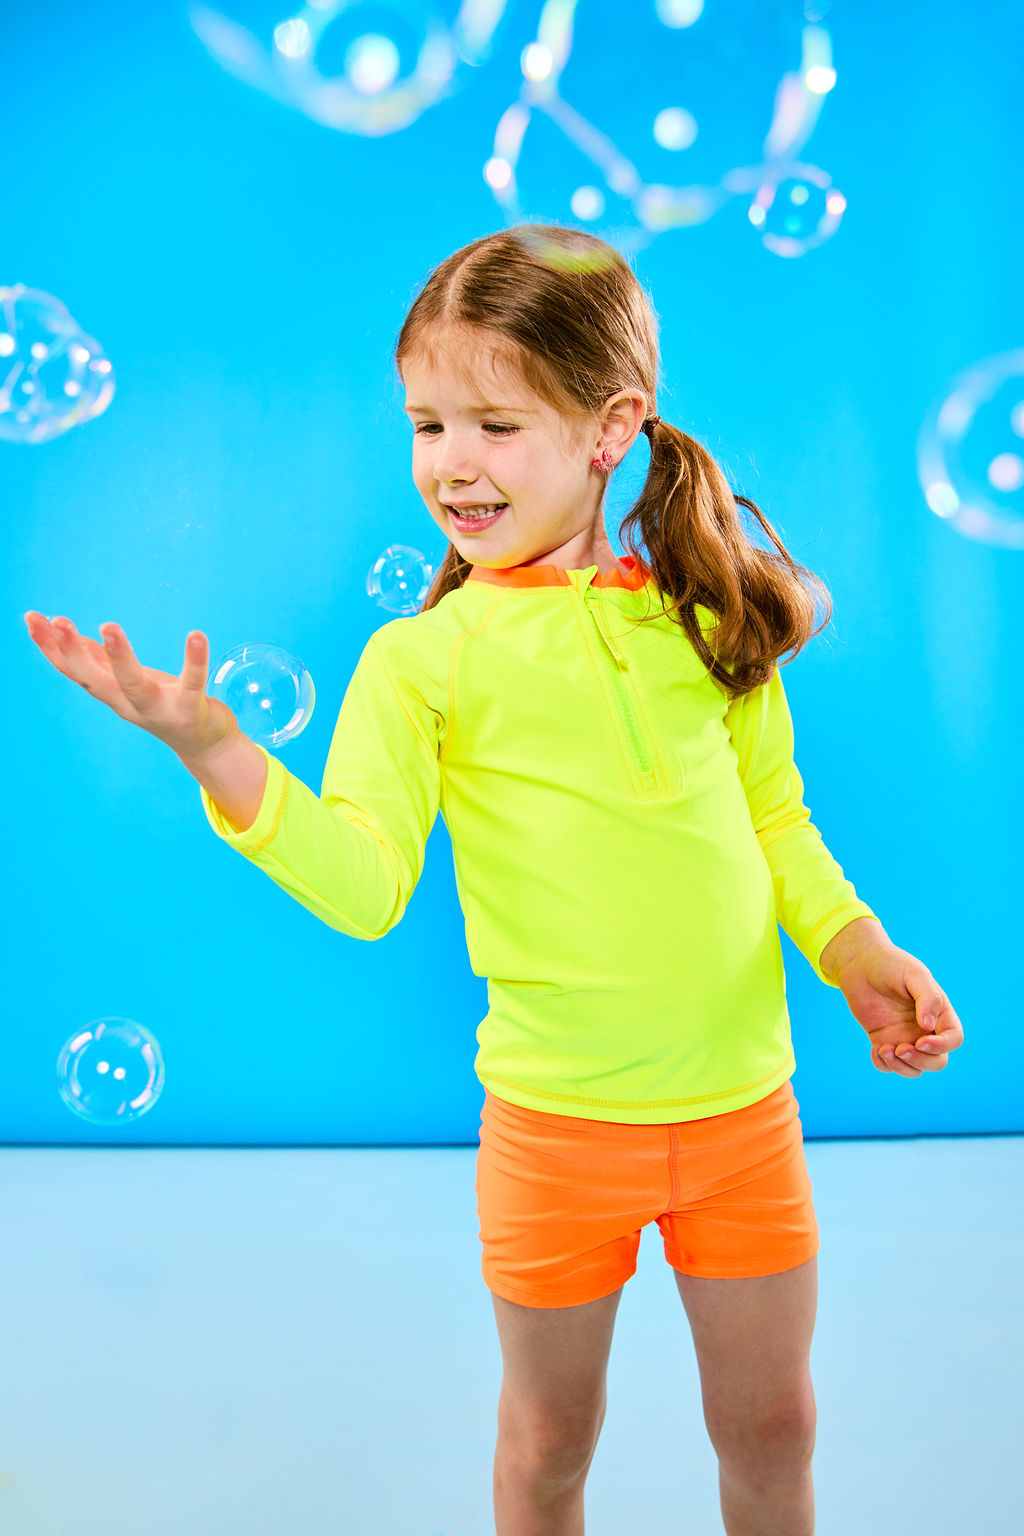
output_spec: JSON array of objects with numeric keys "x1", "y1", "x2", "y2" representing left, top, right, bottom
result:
[
  {"x1": 911, "y1": 1041, "x2": 951, "y2": 1069},
  {"x1": 921, "y1": 992, "x2": 962, "y2": 1040},
  {"x1": 880, "y1": 1044, "x2": 922, "y2": 1076},
  {"x1": 930, "y1": 1009, "x2": 964, "y2": 1050},
  {"x1": 917, "y1": 993, "x2": 945, "y2": 1032},
  {"x1": 97, "y1": 625, "x2": 149, "y2": 703},
  {"x1": 893, "y1": 1044, "x2": 930, "y2": 1073},
  {"x1": 915, "y1": 1000, "x2": 963, "y2": 1052},
  {"x1": 180, "y1": 631, "x2": 208, "y2": 689},
  {"x1": 99, "y1": 622, "x2": 134, "y2": 665},
  {"x1": 24, "y1": 612, "x2": 65, "y2": 664},
  {"x1": 44, "y1": 616, "x2": 106, "y2": 687},
  {"x1": 915, "y1": 1033, "x2": 950, "y2": 1054}
]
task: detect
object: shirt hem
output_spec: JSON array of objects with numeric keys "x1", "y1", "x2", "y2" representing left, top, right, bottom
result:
[{"x1": 477, "y1": 1055, "x2": 796, "y2": 1125}]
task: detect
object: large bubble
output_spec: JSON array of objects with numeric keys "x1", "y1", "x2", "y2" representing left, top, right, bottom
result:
[
  {"x1": 486, "y1": 1, "x2": 845, "y2": 262},
  {"x1": 207, "y1": 641, "x2": 316, "y2": 748},
  {"x1": 56, "y1": 1018, "x2": 165, "y2": 1127},
  {"x1": 0, "y1": 284, "x2": 115, "y2": 445},
  {"x1": 189, "y1": 0, "x2": 513, "y2": 137},
  {"x1": 367, "y1": 544, "x2": 434, "y2": 614},
  {"x1": 917, "y1": 348, "x2": 1024, "y2": 549}
]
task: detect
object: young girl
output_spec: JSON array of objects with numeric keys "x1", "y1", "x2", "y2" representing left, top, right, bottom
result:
[{"x1": 24, "y1": 222, "x2": 962, "y2": 1536}]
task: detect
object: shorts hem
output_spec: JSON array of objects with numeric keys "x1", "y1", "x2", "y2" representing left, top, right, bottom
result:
[
  {"x1": 664, "y1": 1240, "x2": 819, "y2": 1280},
  {"x1": 485, "y1": 1270, "x2": 636, "y2": 1308}
]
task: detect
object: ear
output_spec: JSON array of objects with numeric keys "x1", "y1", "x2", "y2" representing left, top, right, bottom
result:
[{"x1": 598, "y1": 391, "x2": 648, "y2": 458}]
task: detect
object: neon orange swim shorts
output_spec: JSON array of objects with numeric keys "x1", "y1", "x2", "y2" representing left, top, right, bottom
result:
[{"x1": 475, "y1": 1078, "x2": 819, "y2": 1308}]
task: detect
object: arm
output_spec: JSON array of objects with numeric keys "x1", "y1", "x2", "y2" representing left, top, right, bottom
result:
[
  {"x1": 819, "y1": 914, "x2": 891, "y2": 984},
  {"x1": 723, "y1": 666, "x2": 965, "y2": 1074},
  {"x1": 179, "y1": 727, "x2": 269, "y2": 833},
  {"x1": 191, "y1": 630, "x2": 445, "y2": 942},
  {"x1": 725, "y1": 664, "x2": 882, "y2": 986}
]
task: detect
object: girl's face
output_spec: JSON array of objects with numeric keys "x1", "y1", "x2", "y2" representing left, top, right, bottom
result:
[{"x1": 402, "y1": 342, "x2": 640, "y2": 573}]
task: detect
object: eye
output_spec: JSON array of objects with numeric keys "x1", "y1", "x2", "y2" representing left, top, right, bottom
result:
[{"x1": 413, "y1": 423, "x2": 520, "y2": 435}]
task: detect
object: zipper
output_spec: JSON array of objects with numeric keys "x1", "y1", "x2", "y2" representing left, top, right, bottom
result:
[{"x1": 571, "y1": 570, "x2": 658, "y2": 784}]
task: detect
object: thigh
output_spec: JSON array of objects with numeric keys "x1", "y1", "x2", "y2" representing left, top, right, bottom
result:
[
  {"x1": 475, "y1": 1090, "x2": 645, "y2": 1308},
  {"x1": 674, "y1": 1256, "x2": 818, "y2": 1452},
  {"x1": 492, "y1": 1285, "x2": 624, "y2": 1443}
]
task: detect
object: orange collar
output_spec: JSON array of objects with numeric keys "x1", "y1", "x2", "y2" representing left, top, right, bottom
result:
[{"x1": 466, "y1": 554, "x2": 650, "y2": 590}]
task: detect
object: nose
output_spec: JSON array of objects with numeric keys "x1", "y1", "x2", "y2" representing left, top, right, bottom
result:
[{"x1": 431, "y1": 429, "x2": 482, "y2": 490}]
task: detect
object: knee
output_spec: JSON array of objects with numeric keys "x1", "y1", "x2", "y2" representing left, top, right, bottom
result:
[
  {"x1": 498, "y1": 1430, "x2": 599, "y2": 1489},
  {"x1": 713, "y1": 1394, "x2": 817, "y2": 1481},
  {"x1": 498, "y1": 1395, "x2": 607, "y2": 1485}
]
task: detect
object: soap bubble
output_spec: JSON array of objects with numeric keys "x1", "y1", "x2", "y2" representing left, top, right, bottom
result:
[
  {"x1": 916, "y1": 348, "x2": 1024, "y2": 549},
  {"x1": 745, "y1": 163, "x2": 846, "y2": 257},
  {"x1": 0, "y1": 284, "x2": 115, "y2": 444},
  {"x1": 367, "y1": 544, "x2": 434, "y2": 614},
  {"x1": 189, "y1": 0, "x2": 513, "y2": 138},
  {"x1": 57, "y1": 1017, "x2": 165, "y2": 1126},
  {"x1": 487, "y1": 1, "x2": 842, "y2": 262},
  {"x1": 207, "y1": 641, "x2": 316, "y2": 748}
]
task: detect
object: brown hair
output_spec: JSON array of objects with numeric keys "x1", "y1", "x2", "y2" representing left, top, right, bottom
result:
[{"x1": 394, "y1": 223, "x2": 832, "y2": 701}]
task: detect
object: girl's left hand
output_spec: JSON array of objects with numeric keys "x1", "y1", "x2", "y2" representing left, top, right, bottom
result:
[{"x1": 834, "y1": 943, "x2": 965, "y2": 1076}]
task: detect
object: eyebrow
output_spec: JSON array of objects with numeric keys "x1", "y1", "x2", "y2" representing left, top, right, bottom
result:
[{"x1": 403, "y1": 403, "x2": 537, "y2": 416}]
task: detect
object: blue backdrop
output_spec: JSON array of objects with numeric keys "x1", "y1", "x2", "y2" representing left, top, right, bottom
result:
[{"x1": 3, "y1": 0, "x2": 1017, "y2": 1144}]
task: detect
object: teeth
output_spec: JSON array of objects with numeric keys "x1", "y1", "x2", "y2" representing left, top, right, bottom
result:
[{"x1": 452, "y1": 504, "x2": 504, "y2": 519}]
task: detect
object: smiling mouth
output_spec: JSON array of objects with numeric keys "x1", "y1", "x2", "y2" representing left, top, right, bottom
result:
[{"x1": 446, "y1": 504, "x2": 508, "y2": 528}]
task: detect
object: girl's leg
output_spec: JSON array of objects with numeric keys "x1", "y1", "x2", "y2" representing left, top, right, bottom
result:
[
  {"x1": 673, "y1": 1257, "x2": 818, "y2": 1536},
  {"x1": 490, "y1": 1285, "x2": 623, "y2": 1535}
]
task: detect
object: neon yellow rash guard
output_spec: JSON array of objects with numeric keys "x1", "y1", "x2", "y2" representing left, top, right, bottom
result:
[{"x1": 199, "y1": 554, "x2": 881, "y2": 1125}]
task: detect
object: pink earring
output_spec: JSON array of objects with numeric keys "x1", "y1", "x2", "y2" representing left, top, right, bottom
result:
[{"x1": 591, "y1": 448, "x2": 615, "y2": 471}]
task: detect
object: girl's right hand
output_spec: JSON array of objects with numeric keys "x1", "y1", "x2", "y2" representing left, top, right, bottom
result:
[{"x1": 24, "y1": 612, "x2": 240, "y2": 761}]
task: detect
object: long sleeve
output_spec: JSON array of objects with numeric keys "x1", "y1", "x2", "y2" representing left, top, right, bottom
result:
[
  {"x1": 198, "y1": 628, "x2": 445, "y2": 940},
  {"x1": 724, "y1": 664, "x2": 882, "y2": 987}
]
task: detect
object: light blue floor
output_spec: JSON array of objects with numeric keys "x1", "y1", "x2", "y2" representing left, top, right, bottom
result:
[{"x1": 0, "y1": 1132, "x2": 1019, "y2": 1535}]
